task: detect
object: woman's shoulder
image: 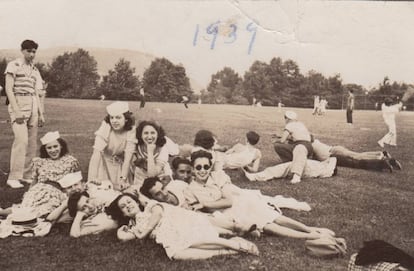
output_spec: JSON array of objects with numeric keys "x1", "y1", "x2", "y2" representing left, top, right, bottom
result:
[
  {"x1": 95, "y1": 121, "x2": 111, "y2": 139},
  {"x1": 61, "y1": 154, "x2": 80, "y2": 163}
]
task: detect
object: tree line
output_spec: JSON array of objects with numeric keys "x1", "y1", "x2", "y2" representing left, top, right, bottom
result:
[{"x1": 1, "y1": 49, "x2": 412, "y2": 109}]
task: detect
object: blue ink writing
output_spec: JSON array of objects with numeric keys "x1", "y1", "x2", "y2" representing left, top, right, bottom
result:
[{"x1": 246, "y1": 22, "x2": 257, "y2": 55}]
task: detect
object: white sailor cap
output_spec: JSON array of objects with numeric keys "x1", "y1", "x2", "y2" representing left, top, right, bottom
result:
[
  {"x1": 40, "y1": 131, "x2": 60, "y2": 145},
  {"x1": 284, "y1": 111, "x2": 298, "y2": 120},
  {"x1": 106, "y1": 101, "x2": 129, "y2": 116}
]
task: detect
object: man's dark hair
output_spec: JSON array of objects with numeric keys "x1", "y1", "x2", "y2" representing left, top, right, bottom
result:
[
  {"x1": 21, "y1": 40, "x2": 38, "y2": 50},
  {"x1": 68, "y1": 191, "x2": 89, "y2": 218},
  {"x1": 140, "y1": 177, "x2": 160, "y2": 199},
  {"x1": 246, "y1": 131, "x2": 260, "y2": 145}
]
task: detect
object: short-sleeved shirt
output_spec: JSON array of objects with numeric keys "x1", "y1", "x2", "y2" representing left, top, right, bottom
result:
[
  {"x1": 5, "y1": 58, "x2": 42, "y2": 94},
  {"x1": 284, "y1": 121, "x2": 311, "y2": 142}
]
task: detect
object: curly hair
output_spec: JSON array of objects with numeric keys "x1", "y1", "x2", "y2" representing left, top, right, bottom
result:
[
  {"x1": 39, "y1": 138, "x2": 69, "y2": 159},
  {"x1": 105, "y1": 193, "x2": 142, "y2": 226},
  {"x1": 136, "y1": 120, "x2": 166, "y2": 147},
  {"x1": 190, "y1": 150, "x2": 213, "y2": 166},
  {"x1": 193, "y1": 130, "x2": 215, "y2": 150},
  {"x1": 104, "y1": 111, "x2": 135, "y2": 131}
]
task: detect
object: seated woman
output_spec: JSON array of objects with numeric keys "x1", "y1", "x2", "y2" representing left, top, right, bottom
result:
[
  {"x1": 186, "y1": 150, "x2": 336, "y2": 240},
  {"x1": 105, "y1": 193, "x2": 259, "y2": 260},
  {"x1": 9, "y1": 131, "x2": 81, "y2": 219},
  {"x1": 223, "y1": 131, "x2": 262, "y2": 172},
  {"x1": 133, "y1": 121, "x2": 172, "y2": 188},
  {"x1": 31, "y1": 131, "x2": 80, "y2": 185},
  {"x1": 88, "y1": 101, "x2": 137, "y2": 190}
]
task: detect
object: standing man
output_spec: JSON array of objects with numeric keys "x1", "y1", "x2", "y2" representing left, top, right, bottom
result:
[
  {"x1": 181, "y1": 95, "x2": 189, "y2": 109},
  {"x1": 5, "y1": 40, "x2": 45, "y2": 188},
  {"x1": 139, "y1": 87, "x2": 145, "y2": 109},
  {"x1": 346, "y1": 89, "x2": 354, "y2": 125}
]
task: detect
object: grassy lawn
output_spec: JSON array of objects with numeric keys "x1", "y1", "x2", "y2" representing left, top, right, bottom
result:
[{"x1": 0, "y1": 98, "x2": 413, "y2": 271}]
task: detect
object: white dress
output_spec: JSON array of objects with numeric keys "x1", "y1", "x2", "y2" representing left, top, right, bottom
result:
[
  {"x1": 187, "y1": 171, "x2": 281, "y2": 230},
  {"x1": 132, "y1": 201, "x2": 219, "y2": 259},
  {"x1": 223, "y1": 145, "x2": 259, "y2": 169},
  {"x1": 92, "y1": 121, "x2": 137, "y2": 190}
]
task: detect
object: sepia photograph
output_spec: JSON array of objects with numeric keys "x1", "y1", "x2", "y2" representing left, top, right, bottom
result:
[{"x1": 0, "y1": 0, "x2": 413, "y2": 270}]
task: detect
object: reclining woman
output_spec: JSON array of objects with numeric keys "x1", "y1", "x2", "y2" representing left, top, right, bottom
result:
[
  {"x1": 88, "y1": 102, "x2": 137, "y2": 190},
  {"x1": 133, "y1": 120, "x2": 173, "y2": 188},
  {"x1": 185, "y1": 150, "x2": 335, "y2": 240},
  {"x1": 105, "y1": 193, "x2": 259, "y2": 260}
]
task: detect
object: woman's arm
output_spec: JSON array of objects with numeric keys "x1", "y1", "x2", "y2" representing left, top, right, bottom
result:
[
  {"x1": 120, "y1": 151, "x2": 133, "y2": 181},
  {"x1": 130, "y1": 205, "x2": 163, "y2": 239},
  {"x1": 46, "y1": 200, "x2": 68, "y2": 222},
  {"x1": 145, "y1": 144, "x2": 158, "y2": 177},
  {"x1": 88, "y1": 149, "x2": 102, "y2": 183},
  {"x1": 245, "y1": 150, "x2": 261, "y2": 173},
  {"x1": 198, "y1": 185, "x2": 233, "y2": 210},
  {"x1": 70, "y1": 211, "x2": 87, "y2": 238}
]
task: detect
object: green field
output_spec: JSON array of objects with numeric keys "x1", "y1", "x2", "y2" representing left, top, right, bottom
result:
[{"x1": 0, "y1": 98, "x2": 413, "y2": 271}]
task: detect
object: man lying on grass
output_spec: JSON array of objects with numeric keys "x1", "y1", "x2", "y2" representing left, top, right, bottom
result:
[{"x1": 68, "y1": 191, "x2": 118, "y2": 238}]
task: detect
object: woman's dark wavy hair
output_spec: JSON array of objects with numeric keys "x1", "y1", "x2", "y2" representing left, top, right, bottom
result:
[
  {"x1": 105, "y1": 193, "x2": 143, "y2": 226},
  {"x1": 136, "y1": 120, "x2": 166, "y2": 147},
  {"x1": 190, "y1": 150, "x2": 213, "y2": 166},
  {"x1": 39, "y1": 138, "x2": 69, "y2": 158},
  {"x1": 104, "y1": 111, "x2": 135, "y2": 131},
  {"x1": 193, "y1": 130, "x2": 215, "y2": 150},
  {"x1": 68, "y1": 191, "x2": 90, "y2": 218},
  {"x1": 171, "y1": 156, "x2": 191, "y2": 170}
]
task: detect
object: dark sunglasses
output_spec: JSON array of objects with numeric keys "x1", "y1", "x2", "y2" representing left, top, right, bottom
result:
[{"x1": 195, "y1": 164, "x2": 211, "y2": 171}]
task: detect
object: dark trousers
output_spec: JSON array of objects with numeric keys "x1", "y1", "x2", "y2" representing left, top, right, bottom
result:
[
  {"x1": 346, "y1": 109, "x2": 353, "y2": 123},
  {"x1": 140, "y1": 96, "x2": 146, "y2": 108},
  {"x1": 335, "y1": 155, "x2": 388, "y2": 171},
  {"x1": 273, "y1": 142, "x2": 313, "y2": 162}
]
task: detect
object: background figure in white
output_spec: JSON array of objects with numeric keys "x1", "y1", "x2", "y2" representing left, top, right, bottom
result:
[
  {"x1": 319, "y1": 98, "x2": 328, "y2": 115},
  {"x1": 99, "y1": 94, "x2": 105, "y2": 101},
  {"x1": 312, "y1": 96, "x2": 320, "y2": 115},
  {"x1": 378, "y1": 98, "x2": 402, "y2": 147},
  {"x1": 277, "y1": 101, "x2": 284, "y2": 112},
  {"x1": 252, "y1": 96, "x2": 256, "y2": 106}
]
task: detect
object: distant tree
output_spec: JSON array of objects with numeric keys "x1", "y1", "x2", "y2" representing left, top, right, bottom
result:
[
  {"x1": 242, "y1": 61, "x2": 273, "y2": 105},
  {"x1": 99, "y1": 58, "x2": 141, "y2": 100},
  {"x1": 47, "y1": 49, "x2": 100, "y2": 98},
  {"x1": 34, "y1": 62, "x2": 50, "y2": 83},
  {"x1": 142, "y1": 58, "x2": 192, "y2": 102},
  {"x1": 206, "y1": 67, "x2": 242, "y2": 104}
]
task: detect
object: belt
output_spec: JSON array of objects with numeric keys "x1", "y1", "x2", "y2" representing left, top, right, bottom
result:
[{"x1": 15, "y1": 93, "x2": 34, "y2": 96}]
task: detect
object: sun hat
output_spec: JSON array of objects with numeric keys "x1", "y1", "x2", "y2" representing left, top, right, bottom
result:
[
  {"x1": 40, "y1": 131, "x2": 60, "y2": 145},
  {"x1": 106, "y1": 101, "x2": 129, "y2": 116},
  {"x1": 284, "y1": 111, "x2": 298, "y2": 120},
  {"x1": 58, "y1": 171, "x2": 83, "y2": 188},
  {"x1": 10, "y1": 207, "x2": 38, "y2": 227}
]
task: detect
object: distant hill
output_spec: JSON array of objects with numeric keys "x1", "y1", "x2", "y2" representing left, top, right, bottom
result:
[{"x1": 0, "y1": 47, "x2": 204, "y2": 92}]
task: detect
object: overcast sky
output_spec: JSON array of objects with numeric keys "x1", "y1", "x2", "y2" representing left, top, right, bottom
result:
[{"x1": 1, "y1": 0, "x2": 413, "y2": 89}]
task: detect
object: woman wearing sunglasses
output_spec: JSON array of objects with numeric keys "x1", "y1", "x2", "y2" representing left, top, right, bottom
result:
[{"x1": 187, "y1": 150, "x2": 337, "y2": 240}]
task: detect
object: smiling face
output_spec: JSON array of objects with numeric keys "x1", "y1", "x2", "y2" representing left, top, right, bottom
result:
[
  {"x1": 142, "y1": 125, "x2": 158, "y2": 145},
  {"x1": 109, "y1": 114, "x2": 126, "y2": 131},
  {"x1": 174, "y1": 163, "x2": 192, "y2": 183},
  {"x1": 193, "y1": 157, "x2": 212, "y2": 183},
  {"x1": 64, "y1": 181, "x2": 85, "y2": 196},
  {"x1": 148, "y1": 181, "x2": 170, "y2": 202},
  {"x1": 45, "y1": 140, "x2": 62, "y2": 159},
  {"x1": 118, "y1": 195, "x2": 140, "y2": 218}
]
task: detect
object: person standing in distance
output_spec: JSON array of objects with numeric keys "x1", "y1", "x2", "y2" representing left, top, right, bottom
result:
[
  {"x1": 4, "y1": 40, "x2": 45, "y2": 188},
  {"x1": 346, "y1": 89, "x2": 354, "y2": 125},
  {"x1": 139, "y1": 87, "x2": 145, "y2": 109}
]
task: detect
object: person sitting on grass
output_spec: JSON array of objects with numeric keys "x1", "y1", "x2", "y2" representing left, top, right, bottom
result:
[
  {"x1": 223, "y1": 131, "x2": 262, "y2": 172},
  {"x1": 105, "y1": 193, "x2": 259, "y2": 260},
  {"x1": 67, "y1": 191, "x2": 118, "y2": 238},
  {"x1": 133, "y1": 120, "x2": 173, "y2": 188},
  {"x1": 273, "y1": 111, "x2": 313, "y2": 184}
]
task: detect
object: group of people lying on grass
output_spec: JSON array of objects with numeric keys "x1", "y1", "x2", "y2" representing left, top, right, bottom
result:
[{"x1": 0, "y1": 101, "x2": 403, "y2": 260}]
